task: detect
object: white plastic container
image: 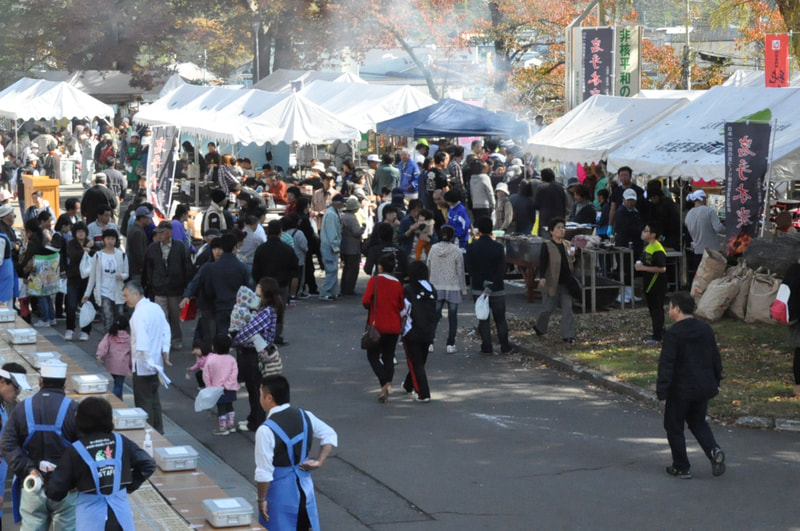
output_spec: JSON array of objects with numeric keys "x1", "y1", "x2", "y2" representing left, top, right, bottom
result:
[
  {"x1": 0, "y1": 308, "x2": 16, "y2": 322},
  {"x1": 6, "y1": 329, "x2": 36, "y2": 344},
  {"x1": 154, "y1": 445, "x2": 199, "y2": 471},
  {"x1": 202, "y1": 497, "x2": 253, "y2": 528},
  {"x1": 70, "y1": 374, "x2": 109, "y2": 394},
  {"x1": 112, "y1": 408, "x2": 148, "y2": 430},
  {"x1": 29, "y1": 351, "x2": 61, "y2": 369}
]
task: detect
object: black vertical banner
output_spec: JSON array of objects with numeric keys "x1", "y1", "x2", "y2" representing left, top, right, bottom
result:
[
  {"x1": 146, "y1": 126, "x2": 180, "y2": 218},
  {"x1": 582, "y1": 27, "x2": 614, "y2": 102},
  {"x1": 724, "y1": 121, "x2": 771, "y2": 255}
]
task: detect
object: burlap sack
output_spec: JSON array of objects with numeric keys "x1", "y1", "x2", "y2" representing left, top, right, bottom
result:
[
  {"x1": 696, "y1": 277, "x2": 740, "y2": 322},
  {"x1": 726, "y1": 261, "x2": 753, "y2": 320},
  {"x1": 744, "y1": 269, "x2": 780, "y2": 324},
  {"x1": 690, "y1": 249, "x2": 727, "y2": 303}
]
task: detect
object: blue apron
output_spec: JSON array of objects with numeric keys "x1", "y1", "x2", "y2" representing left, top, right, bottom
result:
[
  {"x1": 259, "y1": 409, "x2": 320, "y2": 530},
  {"x1": 72, "y1": 433, "x2": 135, "y2": 531},
  {"x1": 0, "y1": 406, "x2": 8, "y2": 519},
  {"x1": 11, "y1": 397, "x2": 72, "y2": 523},
  {"x1": 0, "y1": 232, "x2": 18, "y2": 301}
]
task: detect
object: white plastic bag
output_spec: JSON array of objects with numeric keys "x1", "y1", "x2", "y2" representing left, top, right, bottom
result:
[
  {"x1": 79, "y1": 303, "x2": 96, "y2": 329},
  {"x1": 194, "y1": 386, "x2": 224, "y2": 412},
  {"x1": 79, "y1": 252, "x2": 93, "y2": 280},
  {"x1": 475, "y1": 293, "x2": 490, "y2": 320}
]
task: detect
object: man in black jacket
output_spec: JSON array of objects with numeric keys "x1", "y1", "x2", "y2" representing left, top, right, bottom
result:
[
  {"x1": 465, "y1": 216, "x2": 513, "y2": 355},
  {"x1": 81, "y1": 173, "x2": 118, "y2": 224},
  {"x1": 252, "y1": 220, "x2": 298, "y2": 345},
  {"x1": 203, "y1": 233, "x2": 250, "y2": 340},
  {"x1": 143, "y1": 221, "x2": 193, "y2": 349},
  {"x1": 656, "y1": 291, "x2": 725, "y2": 479}
]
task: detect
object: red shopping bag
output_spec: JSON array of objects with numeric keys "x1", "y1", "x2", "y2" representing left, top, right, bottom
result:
[{"x1": 180, "y1": 298, "x2": 198, "y2": 321}]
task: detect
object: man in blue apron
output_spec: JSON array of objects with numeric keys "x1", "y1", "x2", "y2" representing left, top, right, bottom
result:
[
  {"x1": 255, "y1": 375, "x2": 337, "y2": 530},
  {"x1": 45, "y1": 396, "x2": 156, "y2": 531},
  {"x1": 0, "y1": 363, "x2": 30, "y2": 520},
  {"x1": 0, "y1": 360, "x2": 79, "y2": 530},
  {"x1": 0, "y1": 203, "x2": 19, "y2": 307}
]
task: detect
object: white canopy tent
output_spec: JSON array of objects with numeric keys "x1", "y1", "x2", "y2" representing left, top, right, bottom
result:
[
  {"x1": 722, "y1": 69, "x2": 800, "y2": 87},
  {"x1": 251, "y1": 69, "x2": 365, "y2": 93},
  {"x1": 298, "y1": 80, "x2": 436, "y2": 132},
  {"x1": 607, "y1": 85, "x2": 800, "y2": 183},
  {"x1": 526, "y1": 94, "x2": 692, "y2": 165},
  {"x1": 0, "y1": 77, "x2": 114, "y2": 121},
  {"x1": 634, "y1": 89, "x2": 705, "y2": 100}
]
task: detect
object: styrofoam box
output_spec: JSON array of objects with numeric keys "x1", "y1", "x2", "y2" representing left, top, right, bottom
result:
[
  {"x1": 6, "y1": 329, "x2": 36, "y2": 344},
  {"x1": 154, "y1": 445, "x2": 199, "y2": 471},
  {"x1": 113, "y1": 408, "x2": 148, "y2": 430},
  {"x1": 29, "y1": 351, "x2": 61, "y2": 369},
  {"x1": 70, "y1": 374, "x2": 109, "y2": 394},
  {"x1": 0, "y1": 308, "x2": 16, "y2": 322},
  {"x1": 202, "y1": 497, "x2": 253, "y2": 528}
]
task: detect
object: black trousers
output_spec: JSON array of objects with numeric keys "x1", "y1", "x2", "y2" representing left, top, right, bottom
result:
[
  {"x1": 645, "y1": 287, "x2": 666, "y2": 341},
  {"x1": 367, "y1": 333, "x2": 398, "y2": 387},
  {"x1": 340, "y1": 253, "x2": 360, "y2": 295},
  {"x1": 664, "y1": 396, "x2": 719, "y2": 471},
  {"x1": 402, "y1": 339, "x2": 430, "y2": 399},
  {"x1": 304, "y1": 249, "x2": 318, "y2": 293},
  {"x1": 237, "y1": 346, "x2": 265, "y2": 430},
  {"x1": 133, "y1": 373, "x2": 163, "y2": 434}
]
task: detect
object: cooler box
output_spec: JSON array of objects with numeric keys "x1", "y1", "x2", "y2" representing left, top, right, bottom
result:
[
  {"x1": 202, "y1": 498, "x2": 253, "y2": 528},
  {"x1": 29, "y1": 351, "x2": 61, "y2": 368},
  {"x1": 113, "y1": 408, "x2": 148, "y2": 430},
  {"x1": 154, "y1": 445, "x2": 199, "y2": 471},
  {"x1": 0, "y1": 308, "x2": 16, "y2": 322},
  {"x1": 70, "y1": 374, "x2": 109, "y2": 394},
  {"x1": 6, "y1": 329, "x2": 36, "y2": 344}
]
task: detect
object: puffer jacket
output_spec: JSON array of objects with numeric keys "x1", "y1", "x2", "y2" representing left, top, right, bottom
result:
[{"x1": 97, "y1": 330, "x2": 132, "y2": 376}]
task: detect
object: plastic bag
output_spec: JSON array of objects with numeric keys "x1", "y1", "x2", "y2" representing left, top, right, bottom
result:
[
  {"x1": 194, "y1": 386, "x2": 224, "y2": 412},
  {"x1": 79, "y1": 303, "x2": 96, "y2": 329},
  {"x1": 475, "y1": 293, "x2": 490, "y2": 320},
  {"x1": 27, "y1": 253, "x2": 60, "y2": 297},
  {"x1": 79, "y1": 252, "x2": 93, "y2": 280}
]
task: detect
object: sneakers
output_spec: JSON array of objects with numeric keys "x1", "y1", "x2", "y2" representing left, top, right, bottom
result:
[
  {"x1": 319, "y1": 295, "x2": 335, "y2": 301},
  {"x1": 415, "y1": 397, "x2": 431, "y2": 403},
  {"x1": 563, "y1": 338, "x2": 576, "y2": 344},
  {"x1": 212, "y1": 427, "x2": 230, "y2": 436},
  {"x1": 446, "y1": 345, "x2": 457, "y2": 354},
  {"x1": 644, "y1": 337, "x2": 660, "y2": 346},
  {"x1": 78, "y1": 332, "x2": 90, "y2": 341},
  {"x1": 64, "y1": 330, "x2": 74, "y2": 341},
  {"x1": 238, "y1": 421, "x2": 250, "y2": 432},
  {"x1": 33, "y1": 320, "x2": 51, "y2": 328},
  {"x1": 665, "y1": 466, "x2": 692, "y2": 479},
  {"x1": 296, "y1": 292, "x2": 310, "y2": 300},
  {"x1": 48, "y1": 320, "x2": 57, "y2": 326},
  {"x1": 711, "y1": 447, "x2": 726, "y2": 477},
  {"x1": 428, "y1": 344, "x2": 434, "y2": 353},
  {"x1": 533, "y1": 326, "x2": 544, "y2": 336}
]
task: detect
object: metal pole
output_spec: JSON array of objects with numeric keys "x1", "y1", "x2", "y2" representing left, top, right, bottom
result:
[
  {"x1": 760, "y1": 119, "x2": 778, "y2": 237},
  {"x1": 194, "y1": 135, "x2": 200, "y2": 206},
  {"x1": 684, "y1": 0, "x2": 691, "y2": 89}
]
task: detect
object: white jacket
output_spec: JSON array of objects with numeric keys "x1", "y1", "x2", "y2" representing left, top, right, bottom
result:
[
  {"x1": 427, "y1": 241, "x2": 467, "y2": 293},
  {"x1": 84, "y1": 248, "x2": 129, "y2": 304}
]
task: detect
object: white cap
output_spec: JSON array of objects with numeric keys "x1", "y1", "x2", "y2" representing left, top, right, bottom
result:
[
  {"x1": 689, "y1": 190, "x2": 707, "y2": 201},
  {"x1": 311, "y1": 162, "x2": 325, "y2": 172},
  {"x1": 495, "y1": 182, "x2": 509, "y2": 195},
  {"x1": 0, "y1": 369, "x2": 31, "y2": 390},
  {"x1": 367, "y1": 154, "x2": 380, "y2": 163},
  {"x1": 40, "y1": 360, "x2": 67, "y2": 379},
  {"x1": 622, "y1": 188, "x2": 638, "y2": 201},
  {"x1": 0, "y1": 189, "x2": 12, "y2": 202}
]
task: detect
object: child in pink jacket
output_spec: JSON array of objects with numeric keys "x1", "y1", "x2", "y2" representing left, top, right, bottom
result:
[
  {"x1": 203, "y1": 334, "x2": 240, "y2": 435},
  {"x1": 96, "y1": 315, "x2": 132, "y2": 400}
]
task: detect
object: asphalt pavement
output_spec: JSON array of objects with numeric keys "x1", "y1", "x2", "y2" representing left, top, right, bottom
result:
[{"x1": 28, "y1": 185, "x2": 800, "y2": 528}]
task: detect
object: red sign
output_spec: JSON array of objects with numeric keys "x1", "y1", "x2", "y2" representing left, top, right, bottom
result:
[{"x1": 765, "y1": 34, "x2": 790, "y2": 87}]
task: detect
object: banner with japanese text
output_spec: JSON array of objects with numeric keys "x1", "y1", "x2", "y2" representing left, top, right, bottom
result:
[
  {"x1": 582, "y1": 27, "x2": 614, "y2": 102},
  {"x1": 614, "y1": 26, "x2": 641, "y2": 97},
  {"x1": 145, "y1": 125, "x2": 180, "y2": 218},
  {"x1": 765, "y1": 34, "x2": 791, "y2": 87},
  {"x1": 724, "y1": 121, "x2": 771, "y2": 255}
]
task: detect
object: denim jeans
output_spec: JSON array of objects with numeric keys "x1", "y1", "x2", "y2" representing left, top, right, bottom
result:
[
  {"x1": 37, "y1": 295, "x2": 54, "y2": 322},
  {"x1": 434, "y1": 300, "x2": 459, "y2": 346},
  {"x1": 111, "y1": 374, "x2": 126, "y2": 400},
  {"x1": 100, "y1": 296, "x2": 124, "y2": 335},
  {"x1": 320, "y1": 248, "x2": 340, "y2": 298},
  {"x1": 20, "y1": 488, "x2": 76, "y2": 531}
]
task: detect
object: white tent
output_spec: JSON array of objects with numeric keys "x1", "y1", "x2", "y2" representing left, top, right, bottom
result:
[
  {"x1": 251, "y1": 69, "x2": 366, "y2": 93},
  {"x1": 634, "y1": 89, "x2": 705, "y2": 100},
  {"x1": 607, "y1": 85, "x2": 800, "y2": 182},
  {"x1": 0, "y1": 77, "x2": 114, "y2": 120},
  {"x1": 526, "y1": 95, "x2": 692, "y2": 164},
  {"x1": 298, "y1": 80, "x2": 436, "y2": 132},
  {"x1": 722, "y1": 69, "x2": 800, "y2": 87},
  {"x1": 158, "y1": 74, "x2": 187, "y2": 98}
]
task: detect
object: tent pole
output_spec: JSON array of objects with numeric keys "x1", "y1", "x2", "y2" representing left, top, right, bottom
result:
[
  {"x1": 760, "y1": 119, "x2": 778, "y2": 237},
  {"x1": 195, "y1": 135, "x2": 200, "y2": 207}
]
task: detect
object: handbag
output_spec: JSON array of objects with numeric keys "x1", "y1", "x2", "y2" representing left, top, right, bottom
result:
[
  {"x1": 27, "y1": 253, "x2": 60, "y2": 297},
  {"x1": 179, "y1": 298, "x2": 198, "y2": 321},
  {"x1": 258, "y1": 344, "x2": 283, "y2": 377},
  {"x1": 361, "y1": 271, "x2": 381, "y2": 350}
]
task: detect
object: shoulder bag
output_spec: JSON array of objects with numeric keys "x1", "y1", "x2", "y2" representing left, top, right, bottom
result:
[{"x1": 361, "y1": 272, "x2": 381, "y2": 350}]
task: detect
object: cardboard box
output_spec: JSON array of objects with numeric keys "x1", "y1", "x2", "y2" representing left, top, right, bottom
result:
[
  {"x1": 6, "y1": 329, "x2": 36, "y2": 344},
  {"x1": 113, "y1": 408, "x2": 148, "y2": 430},
  {"x1": 70, "y1": 374, "x2": 110, "y2": 394},
  {"x1": 202, "y1": 497, "x2": 253, "y2": 528},
  {"x1": 154, "y1": 445, "x2": 199, "y2": 472}
]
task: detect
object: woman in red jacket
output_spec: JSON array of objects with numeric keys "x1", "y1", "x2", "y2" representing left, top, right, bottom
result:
[{"x1": 362, "y1": 253, "x2": 405, "y2": 403}]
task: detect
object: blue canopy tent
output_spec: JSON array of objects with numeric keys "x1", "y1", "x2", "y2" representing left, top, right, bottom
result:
[{"x1": 375, "y1": 98, "x2": 529, "y2": 138}]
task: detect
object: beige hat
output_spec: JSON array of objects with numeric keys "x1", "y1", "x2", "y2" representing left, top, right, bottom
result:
[
  {"x1": 40, "y1": 360, "x2": 67, "y2": 379},
  {"x1": 344, "y1": 196, "x2": 361, "y2": 212},
  {"x1": 0, "y1": 190, "x2": 12, "y2": 202},
  {"x1": 495, "y1": 182, "x2": 509, "y2": 195}
]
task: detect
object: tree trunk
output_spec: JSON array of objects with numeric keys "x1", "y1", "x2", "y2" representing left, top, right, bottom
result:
[
  {"x1": 272, "y1": 21, "x2": 294, "y2": 70},
  {"x1": 389, "y1": 28, "x2": 441, "y2": 100},
  {"x1": 489, "y1": 1, "x2": 511, "y2": 93},
  {"x1": 777, "y1": 0, "x2": 800, "y2": 59}
]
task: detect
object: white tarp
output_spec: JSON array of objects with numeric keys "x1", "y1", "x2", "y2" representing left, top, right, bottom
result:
[
  {"x1": 0, "y1": 77, "x2": 114, "y2": 120},
  {"x1": 722, "y1": 69, "x2": 800, "y2": 87},
  {"x1": 607, "y1": 85, "x2": 800, "y2": 182},
  {"x1": 634, "y1": 89, "x2": 705, "y2": 100},
  {"x1": 251, "y1": 69, "x2": 365, "y2": 93},
  {"x1": 298, "y1": 80, "x2": 436, "y2": 132},
  {"x1": 158, "y1": 74, "x2": 187, "y2": 98},
  {"x1": 527, "y1": 95, "x2": 691, "y2": 164}
]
